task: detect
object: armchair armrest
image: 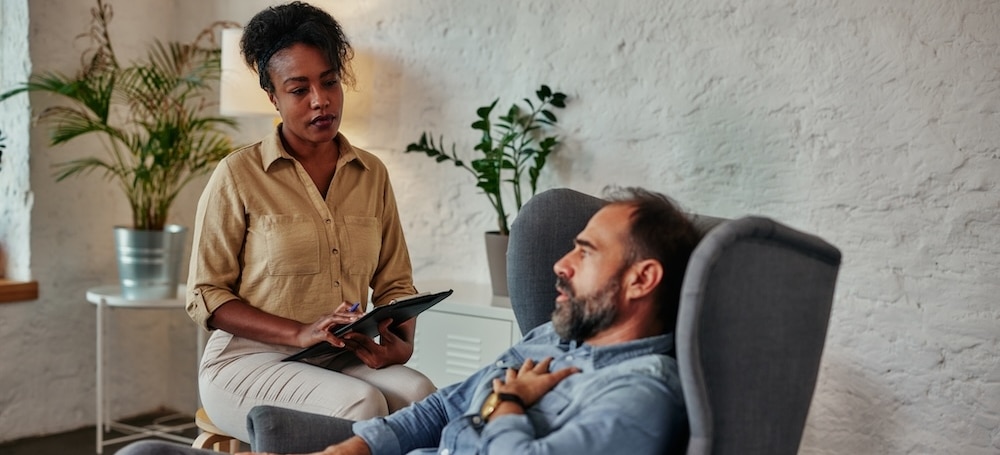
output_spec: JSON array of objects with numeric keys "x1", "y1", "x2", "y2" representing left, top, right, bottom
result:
[{"x1": 246, "y1": 405, "x2": 355, "y2": 453}]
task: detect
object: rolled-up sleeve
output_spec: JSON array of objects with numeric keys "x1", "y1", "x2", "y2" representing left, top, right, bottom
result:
[{"x1": 186, "y1": 159, "x2": 245, "y2": 330}]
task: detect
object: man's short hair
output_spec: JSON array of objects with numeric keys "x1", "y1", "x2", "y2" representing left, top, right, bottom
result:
[{"x1": 604, "y1": 187, "x2": 699, "y2": 329}]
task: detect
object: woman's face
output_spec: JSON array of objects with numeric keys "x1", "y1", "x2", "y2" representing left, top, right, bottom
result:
[{"x1": 266, "y1": 43, "x2": 344, "y2": 149}]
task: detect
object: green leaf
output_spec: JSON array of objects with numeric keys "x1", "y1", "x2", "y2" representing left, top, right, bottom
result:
[{"x1": 471, "y1": 119, "x2": 490, "y2": 131}]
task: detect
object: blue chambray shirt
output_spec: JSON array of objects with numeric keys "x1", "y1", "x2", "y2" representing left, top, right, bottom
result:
[{"x1": 353, "y1": 322, "x2": 687, "y2": 455}]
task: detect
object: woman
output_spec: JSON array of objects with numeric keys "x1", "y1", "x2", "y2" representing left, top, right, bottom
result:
[{"x1": 186, "y1": 1, "x2": 434, "y2": 442}]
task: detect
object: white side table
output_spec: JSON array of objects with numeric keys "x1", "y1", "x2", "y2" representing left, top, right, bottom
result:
[{"x1": 87, "y1": 285, "x2": 199, "y2": 453}]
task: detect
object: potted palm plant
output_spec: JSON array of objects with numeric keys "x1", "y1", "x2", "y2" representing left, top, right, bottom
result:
[
  {"x1": 0, "y1": 0, "x2": 237, "y2": 299},
  {"x1": 405, "y1": 85, "x2": 568, "y2": 295}
]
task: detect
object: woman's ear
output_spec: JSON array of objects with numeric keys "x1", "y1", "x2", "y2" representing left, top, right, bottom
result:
[{"x1": 624, "y1": 259, "x2": 663, "y2": 301}]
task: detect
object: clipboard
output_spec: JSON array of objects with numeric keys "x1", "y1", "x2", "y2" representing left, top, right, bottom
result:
[{"x1": 284, "y1": 289, "x2": 454, "y2": 362}]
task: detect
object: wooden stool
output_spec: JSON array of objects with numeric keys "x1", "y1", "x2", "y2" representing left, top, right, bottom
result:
[{"x1": 192, "y1": 408, "x2": 241, "y2": 453}]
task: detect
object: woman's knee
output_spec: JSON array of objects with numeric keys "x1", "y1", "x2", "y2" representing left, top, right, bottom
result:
[
  {"x1": 341, "y1": 384, "x2": 389, "y2": 419},
  {"x1": 380, "y1": 369, "x2": 436, "y2": 412},
  {"x1": 404, "y1": 373, "x2": 437, "y2": 402}
]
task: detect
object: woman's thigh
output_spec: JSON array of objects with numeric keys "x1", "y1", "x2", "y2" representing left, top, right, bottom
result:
[{"x1": 199, "y1": 333, "x2": 390, "y2": 442}]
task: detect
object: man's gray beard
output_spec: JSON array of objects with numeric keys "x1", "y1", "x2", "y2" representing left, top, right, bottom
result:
[{"x1": 552, "y1": 276, "x2": 621, "y2": 342}]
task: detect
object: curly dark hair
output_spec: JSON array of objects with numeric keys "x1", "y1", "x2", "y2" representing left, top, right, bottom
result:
[
  {"x1": 605, "y1": 187, "x2": 699, "y2": 329},
  {"x1": 240, "y1": 1, "x2": 355, "y2": 93}
]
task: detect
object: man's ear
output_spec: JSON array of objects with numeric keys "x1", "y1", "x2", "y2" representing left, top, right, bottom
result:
[{"x1": 623, "y1": 259, "x2": 663, "y2": 301}]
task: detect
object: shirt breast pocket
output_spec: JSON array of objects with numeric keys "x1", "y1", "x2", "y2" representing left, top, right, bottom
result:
[
  {"x1": 344, "y1": 216, "x2": 381, "y2": 276},
  {"x1": 528, "y1": 388, "x2": 573, "y2": 435},
  {"x1": 263, "y1": 214, "x2": 321, "y2": 275}
]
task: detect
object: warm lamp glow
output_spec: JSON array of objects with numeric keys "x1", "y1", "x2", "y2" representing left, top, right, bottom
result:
[{"x1": 220, "y1": 28, "x2": 275, "y2": 117}]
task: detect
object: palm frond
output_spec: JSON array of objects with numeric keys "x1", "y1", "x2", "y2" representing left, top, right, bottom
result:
[{"x1": 0, "y1": 0, "x2": 240, "y2": 230}]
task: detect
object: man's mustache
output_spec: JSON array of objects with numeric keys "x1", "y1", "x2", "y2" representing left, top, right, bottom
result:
[{"x1": 556, "y1": 276, "x2": 574, "y2": 299}]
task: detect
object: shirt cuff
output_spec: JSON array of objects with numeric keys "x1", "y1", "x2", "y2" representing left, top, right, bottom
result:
[
  {"x1": 480, "y1": 413, "x2": 535, "y2": 449},
  {"x1": 353, "y1": 417, "x2": 404, "y2": 455},
  {"x1": 187, "y1": 286, "x2": 239, "y2": 331}
]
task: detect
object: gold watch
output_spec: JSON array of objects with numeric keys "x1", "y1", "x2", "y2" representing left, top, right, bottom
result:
[{"x1": 480, "y1": 392, "x2": 526, "y2": 421}]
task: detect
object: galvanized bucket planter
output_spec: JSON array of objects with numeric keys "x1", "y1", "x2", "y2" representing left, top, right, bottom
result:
[{"x1": 113, "y1": 225, "x2": 188, "y2": 300}]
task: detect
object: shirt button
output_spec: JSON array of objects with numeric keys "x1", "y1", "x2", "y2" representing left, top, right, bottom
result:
[
  {"x1": 495, "y1": 360, "x2": 504, "y2": 367},
  {"x1": 333, "y1": 281, "x2": 340, "y2": 288},
  {"x1": 332, "y1": 248, "x2": 339, "y2": 255},
  {"x1": 325, "y1": 219, "x2": 332, "y2": 224},
  {"x1": 566, "y1": 355, "x2": 574, "y2": 361},
  {"x1": 440, "y1": 450, "x2": 449, "y2": 455},
  {"x1": 472, "y1": 416, "x2": 482, "y2": 425}
]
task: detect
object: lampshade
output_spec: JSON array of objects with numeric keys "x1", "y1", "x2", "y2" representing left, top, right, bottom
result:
[{"x1": 219, "y1": 28, "x2": 274, "y2": 117}]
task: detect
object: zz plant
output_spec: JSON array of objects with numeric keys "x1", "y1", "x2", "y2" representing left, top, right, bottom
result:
[{"x1": 405, "y1": 85, "x2": 567, "y2": 236}]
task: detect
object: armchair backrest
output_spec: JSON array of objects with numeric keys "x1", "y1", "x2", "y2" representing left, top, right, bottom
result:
[
  {"x1": 677, "y1": 216, "x2": 840, "y2": 455},
  {"x1": 506, "y1": 188, "x2": 842, "y2": 455}
]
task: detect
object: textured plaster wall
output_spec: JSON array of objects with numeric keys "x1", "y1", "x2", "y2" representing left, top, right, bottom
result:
[{"x1": 1, "y1": 0, "x2": 997, "y2": 453}]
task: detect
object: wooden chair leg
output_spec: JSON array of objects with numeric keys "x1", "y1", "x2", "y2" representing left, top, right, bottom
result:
[{"x1": 193, "y1": 407, "x2": 241, "y2": 453}]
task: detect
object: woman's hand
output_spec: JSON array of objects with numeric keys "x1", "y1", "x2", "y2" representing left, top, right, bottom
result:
[
  {"x1": 294, "y1": 301, "x2": 362, "y2": 348},
  {"x1": 340, "y1": 318, "x2": 416, "y2": 369},
  {"x1": 209, "y1": 300, "x2": 361, "y2": 348}
]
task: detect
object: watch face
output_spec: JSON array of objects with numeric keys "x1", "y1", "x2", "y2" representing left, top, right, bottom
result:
[{"x1": 480, "y1": 392, "x2": 502, "y2": 420}]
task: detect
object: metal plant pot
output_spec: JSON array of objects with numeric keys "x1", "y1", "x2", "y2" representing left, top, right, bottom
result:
[
  {"x1": 113, "y1": 225, "x2": 188, "y2": 300},
  {"x1": 484, "y1": 231, "x2": 509, "y2": 297}
]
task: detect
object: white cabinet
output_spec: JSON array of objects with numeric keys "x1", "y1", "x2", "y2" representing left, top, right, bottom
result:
[{"x1": 407, "y1": 280, "x2": 521, "y2": 387}]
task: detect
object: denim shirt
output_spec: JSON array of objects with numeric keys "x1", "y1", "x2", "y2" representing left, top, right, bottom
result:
[{"x1": 353, "y1": 322, "x2": 687, "y2": 455}]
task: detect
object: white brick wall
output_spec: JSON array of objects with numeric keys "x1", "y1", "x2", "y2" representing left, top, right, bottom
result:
[
  {"x1": 0, "y1": 0, "x2": 32, "y2": 282},
  {"x1": 2, "y1": 1, "x2": 997, "y2": 452}
]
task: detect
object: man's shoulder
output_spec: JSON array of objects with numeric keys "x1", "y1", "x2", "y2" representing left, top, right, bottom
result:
[
  {"x1": 609, "y1": 351, "x2": 681, "y2": 384},
  {"x1": 519, "y1": 322, "x2": 561, "y2": 344}
]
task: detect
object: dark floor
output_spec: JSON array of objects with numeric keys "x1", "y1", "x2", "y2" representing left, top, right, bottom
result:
[{"x1": 0, "y1": 411, "x2": 235, "y2": 455}]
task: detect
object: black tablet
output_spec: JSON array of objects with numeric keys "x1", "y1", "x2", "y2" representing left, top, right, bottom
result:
[{"x1": 284, "y1": 289, "x2": 454, "y2": 362}]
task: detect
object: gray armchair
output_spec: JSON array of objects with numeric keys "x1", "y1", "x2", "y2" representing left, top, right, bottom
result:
[
  {"x1": 507, "y1": 188, "x2": 842, "y2": 455},
  {"x1": 246, "y1": 187, "x2": 841, "y2": 455}
]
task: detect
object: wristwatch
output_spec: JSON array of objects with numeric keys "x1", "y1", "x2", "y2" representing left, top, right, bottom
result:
[{"x1": 480, "y1": 391, "x2": 526, "y2": 421}]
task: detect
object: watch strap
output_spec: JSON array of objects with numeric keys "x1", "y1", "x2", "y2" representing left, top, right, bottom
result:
[{"x1": 496, "y1": 392, "x2": 526, "y2": 409}]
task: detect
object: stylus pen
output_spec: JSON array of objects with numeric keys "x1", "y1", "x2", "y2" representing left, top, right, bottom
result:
[{"x1": 348, "y1": 302, "x2": 360, "y2": 312}]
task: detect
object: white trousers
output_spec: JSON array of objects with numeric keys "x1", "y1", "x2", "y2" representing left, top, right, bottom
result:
[{"x1": 199, "y1": 330, "x2": 436, "y2": 442}]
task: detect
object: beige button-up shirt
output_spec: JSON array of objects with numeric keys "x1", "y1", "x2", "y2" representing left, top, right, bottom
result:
[{"x1": 186, "y1": 127, "x2": 416, "y2": 331}]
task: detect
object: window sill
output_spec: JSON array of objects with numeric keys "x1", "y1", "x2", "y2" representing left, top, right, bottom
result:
[{"x1": 0, "y1": 279, "x2": 39, "y2": 304}]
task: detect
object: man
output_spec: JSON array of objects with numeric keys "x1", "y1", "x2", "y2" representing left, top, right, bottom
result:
[{"x1": 120, "y1": 187, "x2": 699, "y2": 455}]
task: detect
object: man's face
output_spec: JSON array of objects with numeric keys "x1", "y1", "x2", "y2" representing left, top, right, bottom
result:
[{"x1": 551, "y1": 204, "x2": 633, "y2": 341}]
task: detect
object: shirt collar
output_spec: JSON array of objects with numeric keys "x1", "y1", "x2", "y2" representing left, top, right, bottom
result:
[
  {"x1": 582, "y1": 333, "x2": 676, "y2": 369},
  {"x1": 259, "y1": 123, "x2": 370, "y2": 172}
]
